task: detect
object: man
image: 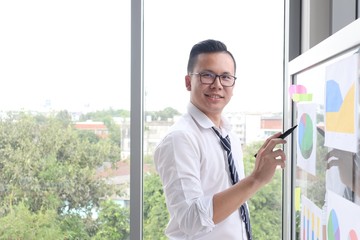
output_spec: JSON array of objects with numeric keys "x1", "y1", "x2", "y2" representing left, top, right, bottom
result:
[{"x1": 154, "y1": 39, "x2": 286, "y2": 239}]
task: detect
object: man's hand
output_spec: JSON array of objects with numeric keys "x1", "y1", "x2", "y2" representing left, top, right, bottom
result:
[{"x1": 252, "y1": 133, "x2": 287, "y2": 187}]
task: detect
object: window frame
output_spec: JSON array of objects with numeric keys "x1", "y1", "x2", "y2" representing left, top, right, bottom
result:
[{"x1": 130, "y1": 0, "x2": 144, "y2": 239}]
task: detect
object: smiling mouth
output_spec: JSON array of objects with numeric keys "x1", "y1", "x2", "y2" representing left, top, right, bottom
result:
[{"x1": 205, "y1": 94, "x2": 224, "y2": 99}]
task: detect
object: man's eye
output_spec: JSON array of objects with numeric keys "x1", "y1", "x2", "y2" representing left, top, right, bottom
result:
[
  {"x1": 201, "y1": 73, "x2": 214, "y2": 78},
  {"x1": 221, "y1": 75, "x2": 232, "y2": 81}
]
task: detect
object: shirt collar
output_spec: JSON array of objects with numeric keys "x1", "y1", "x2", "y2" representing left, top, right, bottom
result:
[{"x1": 187, "y1": 102, "x2": 232, "y2": 133}]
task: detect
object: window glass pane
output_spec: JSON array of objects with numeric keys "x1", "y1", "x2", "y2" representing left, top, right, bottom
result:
[
  {"x1": 0, "y1": 1, "x2": 130, "y2": 238},
  {"x1": 293, "y1": 48, "x2": 359, "y2": 240},
  {"x1": 143, "y1": 1, "x2": 284, "y2": 239}
]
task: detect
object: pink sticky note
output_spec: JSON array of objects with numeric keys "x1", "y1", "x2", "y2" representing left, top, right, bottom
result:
[{"x1": 289, "y1": 85, "x2": 307, "y2": 98}]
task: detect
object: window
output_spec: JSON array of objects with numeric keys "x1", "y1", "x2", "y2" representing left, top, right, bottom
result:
[
  {"x1": 142, "y1": 1, "x2": 285, "y2": 239},
  {"x1": 0, "y1": 1, "x2": 130, "y2": 238},
  {"x1": 287, "y1": 20, "x2": 360, "y2": 239}
]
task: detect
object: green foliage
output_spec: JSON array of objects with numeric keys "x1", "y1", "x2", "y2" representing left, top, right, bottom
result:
[
  {"x1": 143, "y1": 173, "x2": 169, "y2": 240},
  {"x1": 77, "y1": 130, "x2": 101, "y2": 144},
  {"x1": 0, "y1": 114, "x2": 109, "y2": 212},
  {"x1": 80, "y1": 109, "x2": 130, "y2": 121},
  {"x1": 93, "y1": 200, "x2": 130, "y2": 240},
  {"x1": 0, "y1": 110, "x2": 286, "y2": 239},
  {"x1": 0, "y1": 202, "x2": 63, "y2": 240},
  {"x1": 60, "y1": 214, "x2": 93, "y2": 240},
  {"x1": 145, "y1": 107, "x2": 181, "y2": 121},
  {"x1": 0, "y1": 113, "x2": 122, "y2": 238},
  {"x1": 242, "y1": 141, "x2": 282, "y2": 239},
  {"x1": 108, "y1": 122, "x2": 121, "y2": 148},
  {"x1": 55, "y1": 110, "x2": 72, "y2": 127}
]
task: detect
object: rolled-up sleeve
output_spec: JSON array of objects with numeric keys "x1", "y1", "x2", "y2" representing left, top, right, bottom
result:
[{"x1": 154, "y1": 130, "x2": 216, "y2": 236}]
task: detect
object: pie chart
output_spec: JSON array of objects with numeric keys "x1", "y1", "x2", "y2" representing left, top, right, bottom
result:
[
  {"x1": 328, "y1": 209, "x2": 340, "y2": 240},
  {"x1": 298, "y1": 113, "x2": 313, "y2": 159}
]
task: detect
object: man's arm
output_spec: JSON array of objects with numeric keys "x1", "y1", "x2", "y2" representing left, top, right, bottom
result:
[{"x1": 213, "y1": 133, "x2": 286, "y2": 224}]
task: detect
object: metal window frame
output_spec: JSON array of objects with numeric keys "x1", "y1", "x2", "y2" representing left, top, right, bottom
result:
[{"x1": 130, "y1": 0, "x2": 144, "y2": 239}]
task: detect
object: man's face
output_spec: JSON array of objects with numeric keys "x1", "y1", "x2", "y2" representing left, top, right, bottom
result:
[{"x1": 185, "y1": 52, "x2": 235, "y2": 119}]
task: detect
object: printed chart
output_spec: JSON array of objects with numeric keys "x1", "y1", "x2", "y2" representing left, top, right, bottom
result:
[
  {"x1": 324, "y1": 53, "x2": 358, "y2": 152},
  {"x1": 297, "y1": 103, "x2": 317, "y2": 176},
  {"x1": 301, "y1": 195, "x2": 322, "y2": 240},
  {"x1": 325, "y1": 79, "x2": 355, "y2": 133},
  {"x1": 327, "y1": 190, "x2": 360, "y2": 240}
]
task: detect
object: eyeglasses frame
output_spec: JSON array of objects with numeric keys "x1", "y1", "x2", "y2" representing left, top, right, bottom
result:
[{"x1": 189, "y1": 72, "x2": 237, "y2": 87}]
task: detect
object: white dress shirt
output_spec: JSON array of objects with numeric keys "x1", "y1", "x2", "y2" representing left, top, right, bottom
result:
[{"x1": 154, "y1": 102, "x2": 248, "y2": 239}]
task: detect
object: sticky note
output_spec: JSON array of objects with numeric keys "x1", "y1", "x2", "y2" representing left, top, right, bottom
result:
[
  {"x1": 292, "y1": 93, "x2": 313, "y2": 102},
  {"x1": 289, "y1": 85, "x2": 307, "y2": 98}
]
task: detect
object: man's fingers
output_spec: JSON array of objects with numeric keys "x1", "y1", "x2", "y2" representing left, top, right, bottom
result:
[
  {"x1": 273, "y1": 148, "x2": 286, "y2": 160},
  {"x1": 255, "y1": 133, "x2": 284, "y2": 157},
  {"x1": 262, "y1": 148, "x2": 286, "y2": 163},
  {"x1": 259, "y1": 132, "x2": 282, "y2": 149},
  {"x1": 261, "y1": 138, "x2": 286, "y2": 157}
]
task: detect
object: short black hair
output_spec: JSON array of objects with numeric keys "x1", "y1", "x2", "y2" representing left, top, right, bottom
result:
[{"x1": 187, "y1": 39, "x2": 236, "y2": 74}]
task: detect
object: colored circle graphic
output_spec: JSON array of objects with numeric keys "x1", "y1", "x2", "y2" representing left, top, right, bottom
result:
[
  {"x1": 328, "y1": 209, "x2": 340, "y2": 240},
  {"x1": 349, "y1": 230, "x2": 358, "y2": 240},
  {"x1": 298, "y1": 113, "x2": 313, "y2": 159}
]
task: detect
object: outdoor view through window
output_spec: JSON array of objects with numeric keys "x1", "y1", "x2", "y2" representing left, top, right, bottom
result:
[{"x1": 0, "y1": 0, "x2": 283, "y2": 239}]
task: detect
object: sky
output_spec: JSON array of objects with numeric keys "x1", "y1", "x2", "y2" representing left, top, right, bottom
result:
[{"x1": 0, "y1": 0, "x2": 284, "y2": 114}]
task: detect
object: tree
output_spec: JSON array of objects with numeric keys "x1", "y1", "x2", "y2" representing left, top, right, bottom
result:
[
  {"x1": 242, "y1": 141, "x2": 282, "y2": 239},
  {"x1": 93, "y1": 200, "x2": 130, "y2": 240},
  {"x1": 55, "y1": 110, "x2": 72, "y2": 127},
  {"x1": 60, "y1": 213, "x2": 95, "y2": 240},
  {"x1": 143, "y1": 173, "x2": 169, "y2": 239},
  {"x1": 0, "y1": 113, "x2": 121, "y2": 238},
  {"x1": 145, "y1": 107, "x2": 181, "y2": 121},
  {"x1": 0, "y1": 202, "x2": 63, "y2": 240},
  {"x1": 80, "y1": 109, "x2": 130, "y2": 121}
]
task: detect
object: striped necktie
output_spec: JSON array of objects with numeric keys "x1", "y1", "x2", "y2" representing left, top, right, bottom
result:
[{"x1": 212, "y1": 127, "x2": 252, "y2": 240}]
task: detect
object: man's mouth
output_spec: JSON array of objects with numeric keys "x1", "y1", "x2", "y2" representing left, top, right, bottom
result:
[{"x1": 205, "y1": 94, "x2": 224, "y2": 99}]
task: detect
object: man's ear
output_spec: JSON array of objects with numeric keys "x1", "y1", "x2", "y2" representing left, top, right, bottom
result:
[{"x1": 185, "y1": 75, "x2": 191, "y2": 91}]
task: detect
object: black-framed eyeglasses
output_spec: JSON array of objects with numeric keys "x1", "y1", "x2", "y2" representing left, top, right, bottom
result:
[{"x1": 189, "y1": 71, "x2": 236, "y2": 87}]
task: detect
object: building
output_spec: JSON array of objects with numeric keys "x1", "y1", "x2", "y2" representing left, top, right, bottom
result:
[{"x1": 74, "y1": 120, "x2": 109, "y2": 139}]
